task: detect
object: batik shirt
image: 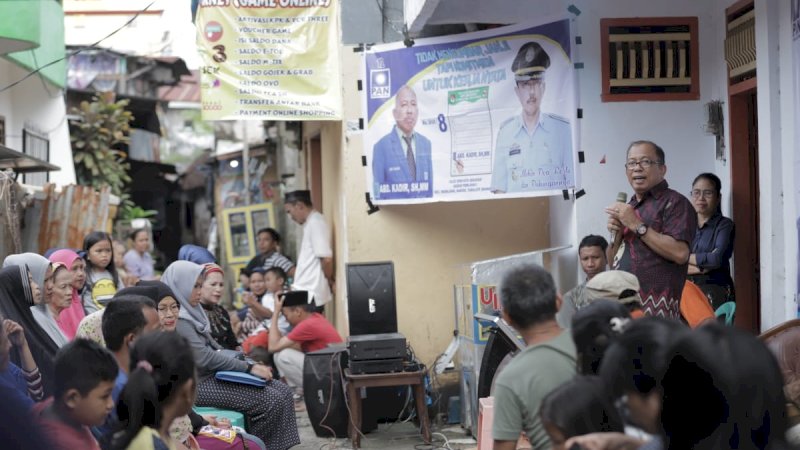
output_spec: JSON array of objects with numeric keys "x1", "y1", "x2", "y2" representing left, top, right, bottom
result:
[{"x1": 613, "y1": 180, "x2": 696, "y2": 318}]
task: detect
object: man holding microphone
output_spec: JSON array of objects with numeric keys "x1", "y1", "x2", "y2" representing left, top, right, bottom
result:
[{"x1": 606, "y1": 141, "x2": 696, "y2": 319}]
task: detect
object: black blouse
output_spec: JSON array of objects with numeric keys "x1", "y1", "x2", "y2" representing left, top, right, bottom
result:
[{"x1": 200, "y1": 303, "x2": 239, "y2": 350}]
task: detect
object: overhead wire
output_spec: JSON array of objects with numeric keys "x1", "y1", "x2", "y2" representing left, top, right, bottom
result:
[{"x1": 0, "y1": 0, "x2": 156, "y2": 95}]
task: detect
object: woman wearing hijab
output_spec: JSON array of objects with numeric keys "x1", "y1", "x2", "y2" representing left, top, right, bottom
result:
[
  {"x1": 0, "y1": 265, "x2": 59, "y2": 396},
  {"x1": 122, "y1": 281, "x2": 268, "y2": 450},
  {"x1": 48, "y1": 249, "x2": 87, "y2": 339},
  {"x1": 3, "y1": 253, "x2": 51, "y2": 305},
  {"x1": 178, "y1": 244, "x2": 217, "y2": 265},
  {"x1": 30, "y1": 263, "x2": 70, "y2": 348},
  {"x1": 163, "y1": 261, "x2": 299, "y2": 450}
]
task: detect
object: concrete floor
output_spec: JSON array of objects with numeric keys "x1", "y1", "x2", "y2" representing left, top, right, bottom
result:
[{"x1": 293, "y1": 408, "x2": 478, "y2": 450}]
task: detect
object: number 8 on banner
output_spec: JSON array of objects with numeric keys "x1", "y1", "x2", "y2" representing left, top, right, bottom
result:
[{"x1": 437, "y1": 114, "x2": 448, "y2": 132}]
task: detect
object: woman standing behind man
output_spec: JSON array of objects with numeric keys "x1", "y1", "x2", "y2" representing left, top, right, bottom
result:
[{"x1": 688, "y1": 173, "x2": 735, "y2": 309}]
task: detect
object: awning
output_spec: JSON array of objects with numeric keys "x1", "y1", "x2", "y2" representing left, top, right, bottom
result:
[
  {"x1": 0, "y1": 145, "x2": 59, "y2": 173},
  {"x1": 405, "y1": 0, "x2": 566, "y2": 35}
]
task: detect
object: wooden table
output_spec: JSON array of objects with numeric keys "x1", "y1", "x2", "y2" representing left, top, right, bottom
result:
[{"x1": 344, "y1": 368, "x2": 432, "y2": 449}]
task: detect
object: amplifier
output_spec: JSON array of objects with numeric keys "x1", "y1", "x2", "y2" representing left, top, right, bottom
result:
[
  {"x1": 350, "y1": 358, "x2": 405, "y2": 375},
  {"x1": 347, "y1": 333, "x2": 406, "y2": 361}
]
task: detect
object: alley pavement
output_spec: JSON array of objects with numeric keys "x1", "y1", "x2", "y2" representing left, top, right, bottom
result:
[{"x1": 293, "y1": 405, "x2": 478, "y2": 450}]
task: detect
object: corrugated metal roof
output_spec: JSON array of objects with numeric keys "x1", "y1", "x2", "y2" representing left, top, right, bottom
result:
[{"x1": 158, "y1": 70, "x2": 200, "y2": 103}]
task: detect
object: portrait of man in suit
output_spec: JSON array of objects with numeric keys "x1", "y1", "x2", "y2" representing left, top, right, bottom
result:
[{"x1": 372, "y1": 85, "x2": 433, "y2": 200}]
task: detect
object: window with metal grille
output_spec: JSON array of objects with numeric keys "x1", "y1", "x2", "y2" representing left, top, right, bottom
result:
[
  {"x1": 22, "y1": 128, "x2": 50, "y2": 186},
  {"x1": 601, "y1": 17, "x2": 700, "y2": 102}
]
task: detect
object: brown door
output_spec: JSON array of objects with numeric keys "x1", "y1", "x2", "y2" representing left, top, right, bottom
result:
[{"x1": 729, "y1": 87, "x2": 760, "y2": 332}]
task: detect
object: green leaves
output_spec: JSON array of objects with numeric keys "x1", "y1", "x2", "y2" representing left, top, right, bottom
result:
[{"x1": 70, "y1": 95, "x2": 133, "y2": 198}]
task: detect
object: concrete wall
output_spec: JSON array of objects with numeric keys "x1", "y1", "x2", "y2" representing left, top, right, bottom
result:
[
  {"x1": 755, "y1": 0, "x2": 798, "y2": 328},
  {"x1": 0, "y1": 58, "x2": 74, "y2": 187},
  {"x1": 301, "y1": 0, "x2": 800, "y2": 360},
  {"x1": 304, "y1": 50, "x2": 552, "y2": 364},
  {"x1": 570, "y1": 0, "x2": 727, "y2": 265}
]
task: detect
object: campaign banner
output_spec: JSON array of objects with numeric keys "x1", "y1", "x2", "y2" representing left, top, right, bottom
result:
[
  {"x1": 196, "y1": 0, "x2": 342, "y2": 121},
  {"x1": 364, "y1": 18, "x2": 577, "y2": 204}
]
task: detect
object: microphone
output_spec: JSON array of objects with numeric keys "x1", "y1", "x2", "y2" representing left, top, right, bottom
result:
[{"x1": 611, "y1": 192, "x2": 628, "y2": 243}]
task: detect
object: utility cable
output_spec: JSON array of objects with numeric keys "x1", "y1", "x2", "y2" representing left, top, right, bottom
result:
[{"x1": 0, "y1": 0, "x2": 156, "y2": 95}]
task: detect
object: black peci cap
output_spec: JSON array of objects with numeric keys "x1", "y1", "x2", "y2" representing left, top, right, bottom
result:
[
  {"x1": 284, "y1": 190, "x2": 312, "y2": 205},
  {"x1": 511, "y1": 42, "x2": 551, "y2": 81},
  {"x1": 282, "y1": 290, "x2": 314, "y2": 307}
]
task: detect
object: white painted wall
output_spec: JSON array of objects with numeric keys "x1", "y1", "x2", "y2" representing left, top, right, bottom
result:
[
  {"x1": 569, "y1": 0, "x2": 724, "y2": 263},
  {"x1": 0, "y1": 59, "x2": 74, "y2": 186},
  {"x1": 567, "y1": 0, "x2": 799, "y2": 330},
  {"x1": 756, "y1": 0, "x2": 798, "y2": 328}
]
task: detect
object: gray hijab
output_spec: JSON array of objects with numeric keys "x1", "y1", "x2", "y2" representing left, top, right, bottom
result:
[
  {"x1": 31, "y1": 303, "x2": 69, "y2": 348},
  {"x1": 3, "y1": 253, "x2": 50, "y2": 303},
  {"x1": 161, "y1": 260, "x2": 209, "y2": 335}
]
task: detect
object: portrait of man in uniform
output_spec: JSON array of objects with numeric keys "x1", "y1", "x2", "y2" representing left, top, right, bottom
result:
[
  {"x1": 372, "y1": 85, "x2": 434, "y2": 200},
  {"x1": 490, "y1": 41, "x2": 574, "y2": 193}
]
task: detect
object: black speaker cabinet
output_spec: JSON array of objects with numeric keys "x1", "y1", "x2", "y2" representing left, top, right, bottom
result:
[
  {"x1": 303, "y1": 345, "x2": 349, "y2": 438},
  {"x1": 478, "y1": 328, "x2": 519, "y2": 399},
  {"x1": 346, "y1": 262, "x2": 398, "y2": 336}
]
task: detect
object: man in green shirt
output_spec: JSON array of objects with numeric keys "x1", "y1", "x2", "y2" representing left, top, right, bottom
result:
[{"x1": 492, "y1": 264, "x2": 577, "y2": 450}]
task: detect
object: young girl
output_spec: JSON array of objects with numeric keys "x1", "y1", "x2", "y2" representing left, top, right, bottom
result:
[
  {"x1": 111, "y1": 331, "x2": 196, "y2": 450},
  {"x1": 82, "y1": 231, "x2": 124, "y2": 314}
]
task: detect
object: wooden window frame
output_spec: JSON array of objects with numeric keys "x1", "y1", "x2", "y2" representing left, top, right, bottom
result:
[{"x1": 600, "y1": 17, "x2": 700, "y2": 102}]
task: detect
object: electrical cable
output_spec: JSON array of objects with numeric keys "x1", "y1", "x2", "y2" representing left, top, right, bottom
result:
[
  {"x1": 339, "y1": 356, "x2": 367, "y2": 442},
  {"x1": 0, "y1": 0, "x2": 156, "y2": 95}
]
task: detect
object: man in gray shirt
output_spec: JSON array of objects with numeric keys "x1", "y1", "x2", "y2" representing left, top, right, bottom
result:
[{"x1": 493, "y1": 264, "x2": 577, "y2": 450}]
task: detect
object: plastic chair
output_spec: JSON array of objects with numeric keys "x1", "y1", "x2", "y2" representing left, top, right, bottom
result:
[
  {"x1": 715, "y1": 302, "x2": 736, "y2": 325},
  {"x1": 193, "y1": 406, "x2": 246, "y2": 430},
  {"x1": 680, "y1": 281, "x2": 716, "y2": 328}
]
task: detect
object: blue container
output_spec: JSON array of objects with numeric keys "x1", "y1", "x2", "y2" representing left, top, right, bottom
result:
[{"x1": 447, "y1": 396, "x2": 461, "y2": 424}]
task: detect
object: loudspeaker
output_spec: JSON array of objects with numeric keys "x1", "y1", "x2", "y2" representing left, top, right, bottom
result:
[
  {"x1": 346, "y1": 262, "x2": 398, "y2": 335},
  {"x1": 477, "y1": 328, "x2": 518, "y2": 399},
  {"x1": 303, "y1": 345, "x2": 349, "y2": 438}
]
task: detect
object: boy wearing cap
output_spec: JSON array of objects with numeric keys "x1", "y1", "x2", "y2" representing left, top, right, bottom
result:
[
  {"x1": 284, "y1": 190, "x2": 334, "y2": 311},
  {"x1": 491, "y1": 41, "x2": 573, "y2": 193},
  {"x1": 268, "y1": 291, "x2": 343, "y2": 395}
]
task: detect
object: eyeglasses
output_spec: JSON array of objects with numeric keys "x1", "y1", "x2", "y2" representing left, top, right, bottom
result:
[
  {"x1": 690, "y1": 189, "x2": 716, "y2": 199},
  {"x1": 625, "y1": 159, "x2": 663, "y2": 170},
  {"x1": 158, "y1": 304, "x2": 180, "y2": 314},
  {"x1": 515, "y1": 79, "x2": 544, "y2": 91}
]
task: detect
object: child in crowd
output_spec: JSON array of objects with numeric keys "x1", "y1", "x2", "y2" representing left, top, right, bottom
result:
[
  {"x1": 111, "y1": 331, "x2": 196, "y2": 450},
  {"x1": 540, "y1": 376, "x2": 624, "y2": 450},
  {"x1": 0, "y1": 317, "x2": 45, "y2": 408},
  {"x1": 240, "y1": 267, "x2": 290, "y2": 351},
  {"x1": 112, "y1": 239, "x2": 135, "y2": 287},
  {"x1": 571, "y1": 299, "x2": 631, "y2": 375},
  {"x1": 32, "y1": 338, "x2": 118, "y2": 450},
  {"x1": 83, "y1": 232, "x2": 124, "y2": 314}
]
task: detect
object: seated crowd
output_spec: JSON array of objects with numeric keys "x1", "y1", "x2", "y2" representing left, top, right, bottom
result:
[
  {"x1": 0, "y1": 228, "x2": 343, "y2": 450},
  {"x1": 493, "y1": 263, "x2": 795, "y2": 450}
]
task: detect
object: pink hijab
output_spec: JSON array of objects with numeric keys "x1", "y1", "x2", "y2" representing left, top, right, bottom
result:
[{"x1": 48, "y1": 249, "x2": 85, "y2": 340}]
